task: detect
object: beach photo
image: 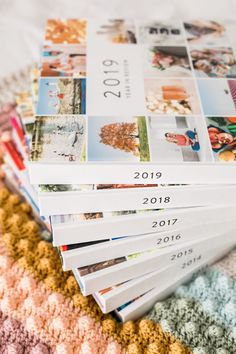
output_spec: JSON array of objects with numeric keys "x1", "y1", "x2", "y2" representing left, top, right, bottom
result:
[
  {"x1": 143, "y1": 46, "x2": 192, "y2": 77},
  {"x1": 138, "y1": 20, "x2": 184, "y2": 45},
  {"x1": 36, "y1": 78, "x2": 86, "y2": 115},
  {"x1": 183, "y1": 20, "x2": 228, "y2": 45},
  {"x1": 88, "y1": 116, "x2": 150, "y2": 162},
  {"x1": 144, "y1": 78, "x2": 201, "y2": 115},
  {"x1": 30, "y1": 116, "x2": 86, "y2": 163},
  {"x1": 45, "y1": 19, "x2": 87, "y2": 44},
  {"x1": 93, "y1": 19, "x2": 137, "y2": 44},
  {"x1": 197, "y1": 79, "x2": 236, "y2": 115},
  {"x1": 206, "y1": 116, "x2": 236, "y2": 162},
  {"x1": 190, "y1": 47, "x2": 236, "y2": 78},
  {"x1": 41, "y1": 45, "x2": 86, "y2": 78},
  {"x1": 147, "y1": 116, "x2": 207, "y2": 163}
]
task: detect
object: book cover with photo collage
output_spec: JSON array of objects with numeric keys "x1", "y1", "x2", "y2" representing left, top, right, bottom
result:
[{"x1": 31, "y1": 19, "x2": 236, "y2": 168}]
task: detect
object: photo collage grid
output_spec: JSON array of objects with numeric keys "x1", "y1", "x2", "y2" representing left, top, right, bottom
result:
[{"x1": 31, "y1": 19, "x2": 236, "y2": 164}]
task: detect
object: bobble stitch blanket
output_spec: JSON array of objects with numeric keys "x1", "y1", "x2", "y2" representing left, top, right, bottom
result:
[{"x1": 0, "y1": 185, "x2": 236, "y2": 354}]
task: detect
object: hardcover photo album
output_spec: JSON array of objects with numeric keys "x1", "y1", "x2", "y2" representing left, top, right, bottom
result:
[
  {"x1": 2, "y1": 18, "x2": 236, "y2": 322},
  {"x1": 28, "y1": 18, "x2": 236, "y2": 184}
]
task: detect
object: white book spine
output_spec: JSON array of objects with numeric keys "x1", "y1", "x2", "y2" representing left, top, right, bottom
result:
[
  {"x1": 39, "y1": 185, "x2": 236, "y2": 216},
  {"x1": 93, "y1": 231, "x2": 235, "y2": 312},
  {"x1": 73, "y1": 230, "x2": 236, "y2": 295},
  {"x1": 62, "y1": 221, "x2": 235, "y2": 270},
  {"x1": 115, "y1": 243, "x2": 234, "y2": 322},
  {"x1": 29, "y1": 163, "x2": 236, "y2": 185},
  {"x1": 52, "y1": 205, "x2": 236, "y2": 245}
]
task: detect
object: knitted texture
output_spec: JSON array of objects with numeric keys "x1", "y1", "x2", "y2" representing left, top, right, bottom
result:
[
  {"x1": 0, "y1": 310, "x2": 52, "y2": 354},
  {"x1": 0, "y1": 186, "x2": 191, "y2": 354},
  {"x1": 213, "y1": 251, "x2": 236, "y2": 281},
  {"x1": 175, "y1": 269, "x2": 236, "y2": 331},
  {"x1": 147, "y1": 288, "x2": 236, "y2": 353},
  {"x1": 1, "y1": 186, "x2": 236, "y2": 353}
]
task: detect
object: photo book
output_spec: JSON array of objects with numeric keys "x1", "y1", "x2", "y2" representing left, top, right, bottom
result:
[
  {"x1": 93, "y1": 230, "x2": 235, "y2": 313},
  {"x1": 1, "y1": 18, "x2": 236, "y2": 322},
  {"x1": 27, "y1": 19, "x2": 236, "y2": 184},
  {"x1": 38, "y1": 183, "x2": 236, "y2": 215},
  {"x1": 51, "y1": 205, "x2": 236, "y2": 246},
  {"x1": 72, "y1": 230, "x2": 236, "y2": 296},
  {"x1": 60, "y1": 220, "x2": 235, "y2": 270},
  {"x1": 114, "y1": 239, "x2": 234, "y2": 321}
]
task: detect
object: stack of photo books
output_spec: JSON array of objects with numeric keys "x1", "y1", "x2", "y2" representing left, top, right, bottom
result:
[{"x1": 2, "y1": 18, "x2": 236, "y2": 322}]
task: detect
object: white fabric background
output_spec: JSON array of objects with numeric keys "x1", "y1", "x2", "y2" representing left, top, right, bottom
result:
[{"x1": 0, "y1": 0, "x2": 236, "y2": 79}]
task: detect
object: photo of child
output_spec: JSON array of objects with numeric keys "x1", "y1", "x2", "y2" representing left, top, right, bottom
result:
[
  {"x1": 30, "y1": 116, "x2": 86, "y2": 163},
  {"x1": 36, "y1": 78, "x2": 86, "y2": 115},
  {"x1": 94, "y1": 19, "x2": 137, "y2": 44},
  {"x1": 183, "y1": 20, "x2": 228, "y2": 45},
  {"x1": 144, "y1": 79, "x2": 201, "y2": 115},
  {"x1": 190, "y1": 47, "x2": 236, "y2": 78},
  {"x1": 88, "y1": 116, "x2": 150, "y2": 162},
  {"x1": 45, "y1": 19, "x2": 87, "y2": 44},
  {"x1": 41, "y1": 45, "x2": 86, "y2": 78},
  {"x1": 148, "y1": 116, "x2": 204, "y2": 162},
  {"x1": 144, "y1": 46, "x2": 192, "y2": 77},
  {"x1": 206, "y1": 116, "x2": 236, "y2": 162},
  {"x1": 138, "y1": 20, "x2": 184, "y2": 45},
  {"x1": 165, "y1": 130, "x2": 200, "y2": 151}
]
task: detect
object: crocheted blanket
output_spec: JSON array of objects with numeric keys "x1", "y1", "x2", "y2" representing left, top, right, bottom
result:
[
  {"x1": 0, "y1": 68, "x2": 236, "y2": 354},
  {"x1": 0, "y1": 185, "x2": 236, "y2": 354}
]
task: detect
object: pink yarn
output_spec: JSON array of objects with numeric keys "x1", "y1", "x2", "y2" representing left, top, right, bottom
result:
[
  {"x1": 0, "y1": 242, "x2": 124, "y2": 353},
  {"x1": 55, "y1": 342, "x2": 75, "y2": 354},
  {"x1": 0, "y1": 311, "x2": 51, "y2": 353}
]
